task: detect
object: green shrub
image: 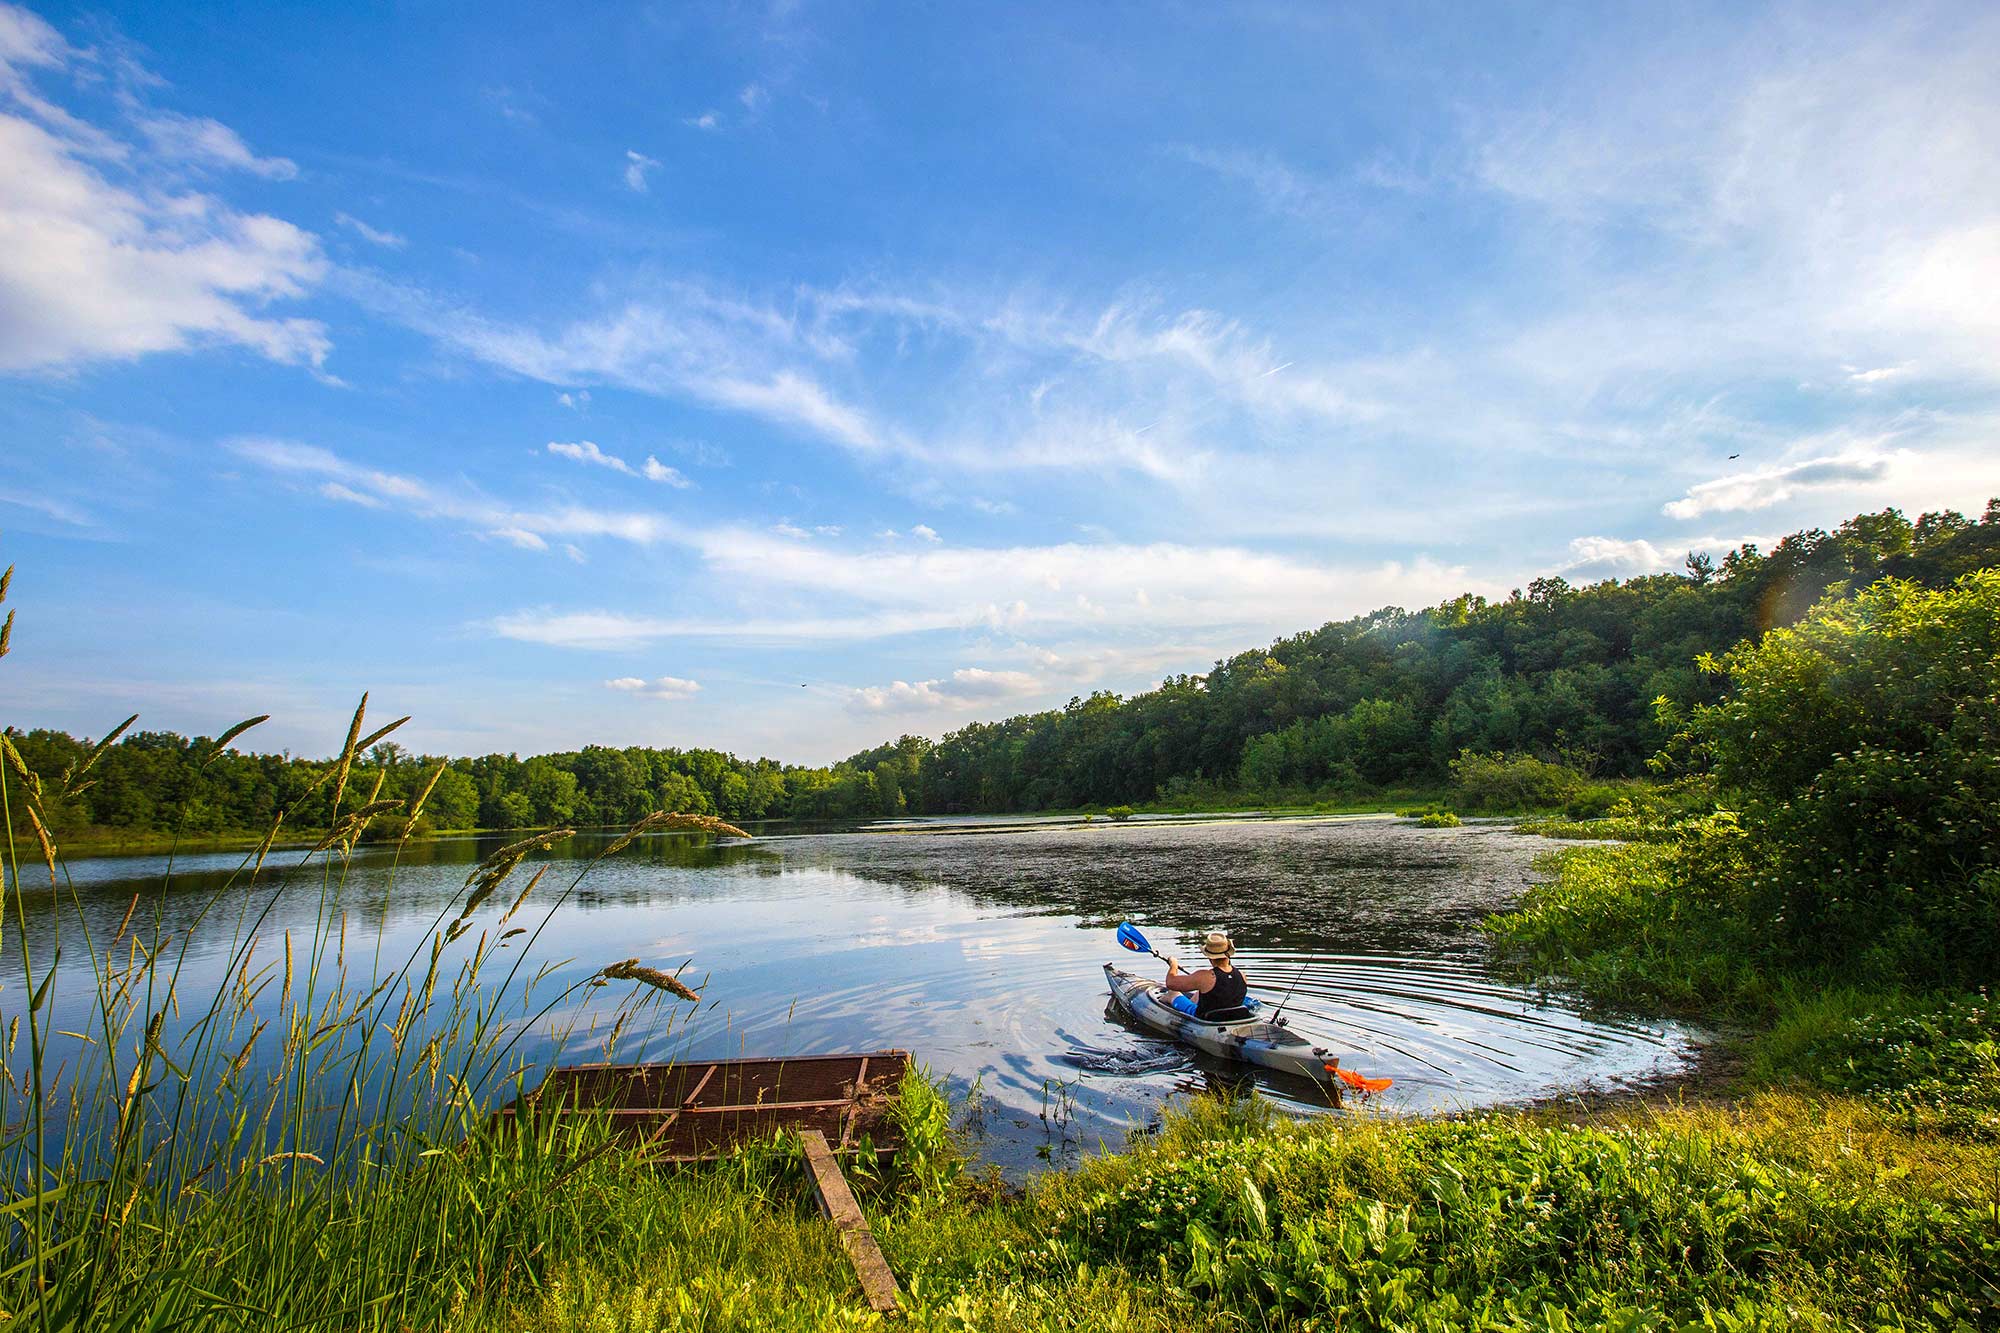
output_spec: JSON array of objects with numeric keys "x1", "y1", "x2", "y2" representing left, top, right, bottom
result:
[
  {"x1": 1105, "y1": 805, "x2": 1135, "y2": 820},
  {"x1": 1560, "y1": 783, "x2": 1623, "y2": 820},
  {"x1": 1485, "y1": 815, "x2": 1773, "y2": 1014},
  {"x1": 1681, "y1": 571, "x2": 2000, "y2": 987},
  {"x1": 1767, "y1": 991, "x2": 2000, "y2": 1140},
  {"x1": 1447, "y1": 750, "x2": 1587, "y2": 813},
  {"x1": 1415, "y1": 811, "x2": 1460, "y2": 828}
]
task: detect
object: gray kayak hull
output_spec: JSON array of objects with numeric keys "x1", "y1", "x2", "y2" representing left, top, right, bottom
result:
[{"x1": 1103, "y1": 963, "x2": 1340, "y2": 1087}]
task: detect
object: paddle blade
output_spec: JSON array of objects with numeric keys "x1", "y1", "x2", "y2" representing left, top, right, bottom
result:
[
  {"x1": 1115, "y1": 922, "x2": 1151, "y2": 954},
  {"x1": 1334, "y1": 1067, "x2": 1393, "y2": 1095}
]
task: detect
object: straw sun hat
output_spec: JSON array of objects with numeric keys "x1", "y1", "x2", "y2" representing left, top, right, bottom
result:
[{"x1": 1199, "y1": 931, "x2": 1235, "y2": 960}]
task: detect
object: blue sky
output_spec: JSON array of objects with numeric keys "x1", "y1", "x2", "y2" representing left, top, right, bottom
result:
[{"x1": 3, "y1": 1, "x2": 1998, "y2": 763}]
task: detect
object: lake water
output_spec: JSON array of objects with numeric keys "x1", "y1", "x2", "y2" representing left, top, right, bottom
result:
[{"x1": 13, "y1": 814, "x2": 1696, "y2": 1177}]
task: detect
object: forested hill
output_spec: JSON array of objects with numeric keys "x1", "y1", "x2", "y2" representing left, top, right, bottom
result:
[
  {"x1": 6, "y1": 502, "x2": 1997, "y2": 837},
  {"x1": 827, "y1": 502, "x2": 2000, "y2": 814}
]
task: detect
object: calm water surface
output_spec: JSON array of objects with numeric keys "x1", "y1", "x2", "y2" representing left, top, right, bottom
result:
[{"x1": 18, "y1": 815, "x2": 1695, "y2": 1176}]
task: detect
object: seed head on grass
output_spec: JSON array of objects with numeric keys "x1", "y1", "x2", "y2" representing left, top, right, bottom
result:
[
  {"x1": 23, "y1": 804, "x2": 57, "y2": 890},
  {"x1": 327, "y1": 693, "x2": 368, "y2": 818},
  {"x1": 463, "y1": 829, "x2": 575, "y2": 910},
  {"x1": 596, "y1": 811, "x2": 752, "y2": 860},
  {"x1": 403, "y1": 760, "x2": 448, "y2": 829},
  {"x1": 1, "y1": 731, "x2": 41, "y2": 799},
  {"x1": 600, "y1": 959, "x2": 702, "y2": 1003},
  {"x1": 62, "y1": 713, "x2": 138, "y2": 798},
  {"x1": 355, "y1": 714, "x2": 410, "y2": 754},
  {"x1": 310, "y1": 801, "x2": 405, "y2": 852},
  {"x1": 199, "y1": 715, "x2": 268, "y2": 768}
]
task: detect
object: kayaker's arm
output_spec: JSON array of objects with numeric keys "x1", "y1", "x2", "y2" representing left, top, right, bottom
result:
[{"x1": 1160, "y1": 960, "x2": 1213, "y2": 993}]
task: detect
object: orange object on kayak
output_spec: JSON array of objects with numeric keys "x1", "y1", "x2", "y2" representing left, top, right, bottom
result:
[{"x1": 1330, "y1": 1064, "x2": 1393, "y2": 1094}]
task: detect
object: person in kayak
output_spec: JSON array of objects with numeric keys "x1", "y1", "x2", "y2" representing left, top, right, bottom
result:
[{"x1": 1163, "y1": 931, "x2": 1251, "y2": 1021}]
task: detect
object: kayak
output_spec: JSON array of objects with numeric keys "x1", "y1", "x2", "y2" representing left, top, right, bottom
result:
[{"x1": 1102, "y1": 963, "x2": 1343, "y2": 1088}]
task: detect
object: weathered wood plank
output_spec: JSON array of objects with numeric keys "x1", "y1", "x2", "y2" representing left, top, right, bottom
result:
[
  {"x1": 679, "y1": 1063, "x2": 718, "y2": 1108},
  {"x1": 800, "y1": 1129, "x2": 900, "y2": 1315}
]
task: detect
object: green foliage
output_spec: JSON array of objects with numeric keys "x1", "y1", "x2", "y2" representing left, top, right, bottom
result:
[
  {"x1": 1032, "y1": 1098, "x2": 1996, "y2": 1332},
  {"x1": 1104, "y1": 805, "x2": 1135, "y2": 821},
  {"x1": 888, "y1": 1065, "x2": 965, "y2": 1199},
  {"x1": 1681, "y1": 571, "x2": 2000, "y2": 986},
  {"x1": 1414, "y1": 811, "x2": 1460, "y2": 828},
  {"x1": 1761, "y1": 991, "x2": 2000, "y2": 1140},
  {"x1": 1449, "y1": 750, "x2": 1587, "y2": 812},
  {"x1": 1486, "y1": 819, "x2": 1773, "y2": 1014}
]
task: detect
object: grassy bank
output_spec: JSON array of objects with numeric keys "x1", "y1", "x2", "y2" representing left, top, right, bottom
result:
[{"x1": 477, "y1": 1091, "x2": 1999, "y2": 1331}]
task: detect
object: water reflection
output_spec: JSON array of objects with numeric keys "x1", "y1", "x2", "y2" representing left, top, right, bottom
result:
[{"x1": 11, "y1": 815, "x2": 1696, "y2": 1177}]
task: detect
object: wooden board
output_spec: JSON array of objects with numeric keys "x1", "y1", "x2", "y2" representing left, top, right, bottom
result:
[
  {"x1": 495, "y1": 1050, "x2": 910, "y2": 1161},
  {"x1": 801, "y1": 1128, "x2": 901, "y2": 1315}
]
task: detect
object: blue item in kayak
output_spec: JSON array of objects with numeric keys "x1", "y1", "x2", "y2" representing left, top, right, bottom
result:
[{"x1": 1170, "y1": 992, "x2": 1198, "y2": 1015}]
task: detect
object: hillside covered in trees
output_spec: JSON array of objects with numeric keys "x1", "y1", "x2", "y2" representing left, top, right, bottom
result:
[{"x1": 7, "y1": 502, "x2": 1997, "y2": 837}]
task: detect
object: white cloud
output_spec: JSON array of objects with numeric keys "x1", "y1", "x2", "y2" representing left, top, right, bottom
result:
[
  {"x1": 0, "y1": 4, "x2": 67, "y2": 76},
  {"x1": 605, "y1": 675, "x2": 701, "y2": 700},
  {"x1": 138, "y1": 112, "x2": 297, "y2": 179},
  {"x1": 231, "y1": 437, "x2": 682, "y2": 550},
  {"x1": 1560, "y1": 536, "x2": 1671, "y2": 581},
  {"x1": 490, "y1": 529, "x2": 1485, "y2": 651},
  {"x1": 0, "y1": 111, "x2": 328, "y2": 372},
  {"x1": 556, "y1": 390, "x2": 590, "y2": 410},
  {"x1": 548, "y1": 439, "x2": 634, "y2": 475},
  {"x1": 623, "y1": 149, "x2": 659, "y2": 193},
  {"x1": 334, "y1": 211, "x2": 405, "y2": 248},
  {"x1": 848, "y1": 667, "x2": 1041, "y2": 714},
  {"x1": 1663, "y1": 447, "x2": 1904, "y2": 520},
  {"x1": 641, "y1": 455, "x2": 691, "y2": 487},
  {"x1": 908, "y1": 523, "x2": 940, "y2": 543},
  {"x1": 738, "y1": 83, "x2": 766, "y2": 112},
  {"x1": 684, "y1": 111, "x2": 720, "y2": 131},
  {"x1": 318, "y1": 481, "x2": 384, "y2": 508}
]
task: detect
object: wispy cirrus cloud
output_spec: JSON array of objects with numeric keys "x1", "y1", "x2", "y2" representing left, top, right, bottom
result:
[
  {"x1": 137, "y1": 111, "x2": 297, "y2": 179},
  {"x1": 334, "y1": 211, "x2": 405, "y2": 248},
  {"x1": 230, "y1": 437, "x2": 682, "y2": 548}
]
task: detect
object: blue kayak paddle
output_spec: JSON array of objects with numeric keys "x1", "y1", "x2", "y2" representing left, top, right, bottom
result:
[{"x1": 1117, "y1": 921, "x2": 1175, "y2": 962}]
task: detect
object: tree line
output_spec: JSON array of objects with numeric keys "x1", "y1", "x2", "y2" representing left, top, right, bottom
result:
[{"x1": 6, "y1": 501, "x2": 1996, "y2": 837}]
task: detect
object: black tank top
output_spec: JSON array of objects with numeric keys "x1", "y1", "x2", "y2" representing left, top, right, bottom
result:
[{"x1": 1196, "y1": 963, "x2": 1248, "y2": 1019}]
